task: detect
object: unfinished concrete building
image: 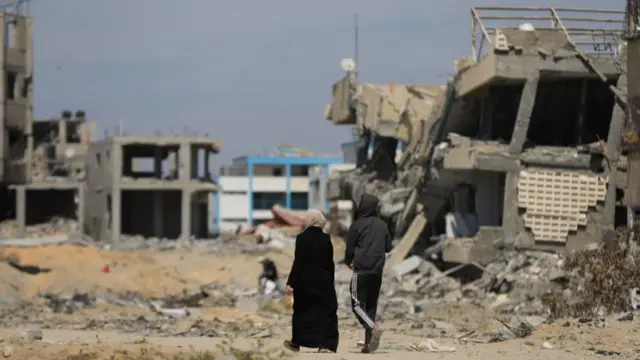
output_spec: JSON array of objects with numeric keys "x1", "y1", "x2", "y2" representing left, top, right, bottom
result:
[
  {"x1": 84, "y1": 136, "x2": 221, "y2": 242},
  {"x1": 324, "y1": 6, "x2": 630, "y2": 264}
]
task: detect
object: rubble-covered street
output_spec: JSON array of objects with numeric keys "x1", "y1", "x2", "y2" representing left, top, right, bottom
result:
[{"x1": 1, "y1": 220, "x2": 640, "y2": 359}]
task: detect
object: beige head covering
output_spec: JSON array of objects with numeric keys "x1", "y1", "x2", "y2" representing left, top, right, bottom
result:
[{"x1": 303, "y1": 209, "x2": 327, "y2": 229}]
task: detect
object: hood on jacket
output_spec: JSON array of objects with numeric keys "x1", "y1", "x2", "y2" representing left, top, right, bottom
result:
[{"x1": 357, "y1": 193, "x2": 379, "y2": 219}]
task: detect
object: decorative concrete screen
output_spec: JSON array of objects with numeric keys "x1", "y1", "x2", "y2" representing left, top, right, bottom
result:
[{"x1": 517, "y1": 168, "x2": 607, "y2": 242}]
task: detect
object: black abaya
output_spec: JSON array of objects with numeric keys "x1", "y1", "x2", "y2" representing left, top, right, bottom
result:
[{"x1": 286, "y1": 226, "x2": 339, "y2": 352}]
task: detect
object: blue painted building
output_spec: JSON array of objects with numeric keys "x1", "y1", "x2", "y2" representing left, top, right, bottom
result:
[{"x1": 214, "y1": 150, "x2": 344, "y2": 230}]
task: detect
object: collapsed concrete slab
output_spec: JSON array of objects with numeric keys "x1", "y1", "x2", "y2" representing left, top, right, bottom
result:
[
  {"x1": 323, "y1": 6, "x2": 630, "y2": 265},
  {"x1": 84, "y1": 136, "x2": 222, "y2": 243},
  {"x1": 325, "y1": 74, "x2": 444, "y2": 173}
]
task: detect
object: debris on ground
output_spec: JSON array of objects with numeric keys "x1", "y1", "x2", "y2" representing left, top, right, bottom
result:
[
  {"x1": 406, "y1": 339, "x2": 456, "y2": 352},
  {"x1": 544, "y1": 223, "x2": 640, "y2": 318},
  {"x1": 0, "y1": 217, "x2": 79, "y2": 239},
  {"x1": 335, "y1": 251, "x2": 567, "y2": 320},
  {"x1": 2, "y1": 215, "x2": 640, "y2": 357}
]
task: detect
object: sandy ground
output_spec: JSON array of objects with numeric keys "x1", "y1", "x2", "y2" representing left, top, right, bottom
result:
[
  {"x1": 0, "y1": 243, "x2": 638, "y2": 359},
  {"x1": 0, "y1": 324, "x2": 637, "y2": 359},
  {"x1": 0, "y1": 244, "x2": 294, "y2": 299}
]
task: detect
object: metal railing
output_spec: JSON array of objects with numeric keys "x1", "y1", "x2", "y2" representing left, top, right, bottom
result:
[{"x1": 470, "y1": 7, "x2": 625, "y2": 61}]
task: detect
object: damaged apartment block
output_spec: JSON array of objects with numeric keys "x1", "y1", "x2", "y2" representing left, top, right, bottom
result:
[
  {"x1": 0, "y1": 12, "x2": 90, "y2": 237},
  {"x1": 84, "y1": 136, "x2": 221, "y2": 243},
  {"x1": 11, "y1": 111, "x2": 96, "y2": 237},
  {"x1": 0, "y1": 10, "x2": 32, "y2": 188},
  {"x1": 324, "y1": 69, "x2": 444, "y2": 235},
  {"x1": 324, "y1": 6, "x2": 630, "y2": 264},
  {"x1": 429, "y1": 7, "x2": 627, "y2": 262}
]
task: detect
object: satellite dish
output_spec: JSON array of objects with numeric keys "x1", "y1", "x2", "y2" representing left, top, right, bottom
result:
[{"x1": 340, "y1": 58, "x2": 356, "y2": 72}]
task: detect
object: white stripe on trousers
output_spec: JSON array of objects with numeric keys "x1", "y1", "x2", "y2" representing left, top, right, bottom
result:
[{"x1": 350, "y1": 273, "x2": 376, "y2": 329}]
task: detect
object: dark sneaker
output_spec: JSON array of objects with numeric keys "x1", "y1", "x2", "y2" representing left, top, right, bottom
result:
[
  {"x1": 361, "y1": 344, "x2": 370, "y2": 353},
  {"x1": 369, "y1": 328, "x2": 384, "y2": 352},
  {"x1": 283, "y1": 340, "x2": 300, "y2": 352}
]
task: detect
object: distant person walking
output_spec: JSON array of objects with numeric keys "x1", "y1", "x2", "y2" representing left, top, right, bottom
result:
[
  {"x1": 258, "y1": 257, "x2": 280, "y2": 297},
  {"x1": 344, "y1": 193, "x2": 392, "y2": 353},
  {"x1": 283, "y1": 210, "x2": 339, "y2": 353}
]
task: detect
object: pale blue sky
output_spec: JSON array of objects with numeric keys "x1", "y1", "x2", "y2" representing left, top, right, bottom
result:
[{"x1": 30, "y1": 0, "x2": 619, "y2": 167}]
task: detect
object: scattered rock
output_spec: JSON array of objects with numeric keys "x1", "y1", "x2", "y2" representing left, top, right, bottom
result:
[
  {"x1": 251, "y1": 328, "x2": 272, "y2": 339},
  {"x1": 1, "y1": 346, "x2": 12, "y2": 358},
  {"x1": 21, "y1": 330, "x2": 43, "y2": 341},
  {"x1": 407, "y1": 339, "x2": 455, "y2": 352}
]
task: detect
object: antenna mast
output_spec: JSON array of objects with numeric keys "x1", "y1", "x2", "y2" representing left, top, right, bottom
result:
[{"x1": 354, "y1": 13, "x2": 359, "y2": 81}]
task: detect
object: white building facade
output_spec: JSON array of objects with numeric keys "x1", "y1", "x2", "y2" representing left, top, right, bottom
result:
[{"x1": 214, "y1": 154, "x2": 344, "y2": 231}]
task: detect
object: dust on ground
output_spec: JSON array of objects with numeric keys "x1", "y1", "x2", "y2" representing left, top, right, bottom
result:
[
  {"x1": 0, "y1": 232, "x2": 639, "y2": 359},
  {"x1": 0, "y1": 244, "x2": 293, "y2": 298}
]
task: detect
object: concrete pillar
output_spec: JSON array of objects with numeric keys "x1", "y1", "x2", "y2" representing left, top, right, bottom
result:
[
  {"x1": 23, "y1": 16, "x2": 34, "y2": 184},
  {"x1": 15, "y1": 186, "x2": 26, "y2": 237},
  {"x1": 112, "y1": 144, "x2": 123, "y2": 181},
  {"x1": 181, "y1": 189, "x2": 192, "y2": 241},
  {"x1": 605, "y1": 73, "x2": 627, "y2": 223},
  {"x1": 179, "y1": 143, "x2": 191, "y2": 182},
  {"x1": 501, "y1": 172, "x2": 522, "y2": 248},
  {"x1": 509, "y1": 71, "x2": 540, "y2": 154},
  {"x1": 285, "y1": 164, "x2": 292, "y2": 208},
  {"x1": 111, "y1": 187, "x2": 121, "y2": 244},
  {"x1": 25, "y1": 134, "x2": 33, "y2": 182},
  {"x1": 153, "y1": 191, "x2": 163, "y2": 237},
  {"x1": 58, "y1": 120, "x2": 67, "y2": 144},
  {"x1": 76, "y1": 187, "x2": 85, "y2": 234}
]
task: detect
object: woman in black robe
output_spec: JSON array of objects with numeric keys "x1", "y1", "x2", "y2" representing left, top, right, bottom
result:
[{"x1": 283, "y1": 210, "x2": 339, "y2": 353}]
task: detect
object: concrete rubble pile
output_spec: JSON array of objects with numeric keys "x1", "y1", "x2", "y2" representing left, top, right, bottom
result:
[
  {"x1": 0, "y1": 217, "x2": 79, "y2": 239},
  {"x1": 334, "y1": 251, "x2": 567, "y2": 320},
  {"x1": 0, "y1": 281, "x2": 281, "y2": 338}
]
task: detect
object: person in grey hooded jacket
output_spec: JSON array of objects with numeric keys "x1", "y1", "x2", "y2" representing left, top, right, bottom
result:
[{"x1": 344, "y1": 193, "x2": 392, "y2": 353}]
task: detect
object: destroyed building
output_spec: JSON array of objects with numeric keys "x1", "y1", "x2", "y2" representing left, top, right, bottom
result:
[
  {"x1": 324, "y1": 7, "x2": 630, "y2": 264},
  {"x1": 0, "y1": 10, "x2": 32, "y2": 187},
  {"x1": 10, "y1": 111, "x2": 97, "y2": 237},
  {"x1": 0, "y1": 10, "x2": 96, "y2": 237},
  {"x1": 84, "y1": 136, "x2": 222, "y2": 242},
  {"x1": 0, "y1": 10, "x2": 33, "y2": 223}
]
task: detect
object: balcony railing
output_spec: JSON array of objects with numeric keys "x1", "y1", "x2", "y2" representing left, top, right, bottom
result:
[{"x1": 470, "y1": 6, "x2": 624, "y2": 61}]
